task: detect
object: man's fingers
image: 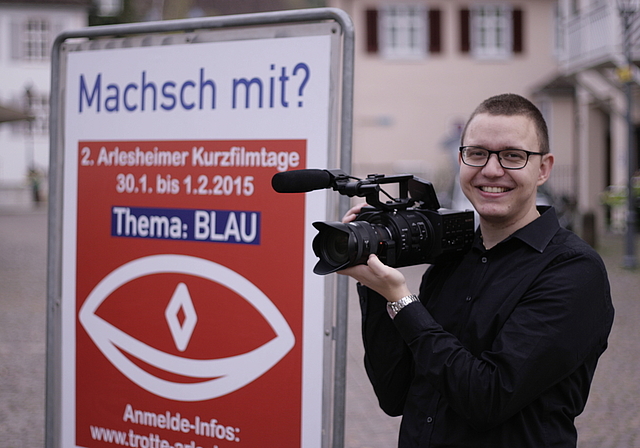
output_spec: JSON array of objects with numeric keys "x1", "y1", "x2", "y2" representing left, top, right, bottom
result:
[{"x1": 342, "y1": 202, "x2": 368, "y2": 223}]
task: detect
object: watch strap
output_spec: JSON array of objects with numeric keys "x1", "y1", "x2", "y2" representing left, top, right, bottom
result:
[{"x1": 386, "y1": 294, "x2": 419, "y2": 319}]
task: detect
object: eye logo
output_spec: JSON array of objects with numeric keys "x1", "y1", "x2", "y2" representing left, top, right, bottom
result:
[{"x1": 78, "y1": 255, "x2": 295, "y2": 402}]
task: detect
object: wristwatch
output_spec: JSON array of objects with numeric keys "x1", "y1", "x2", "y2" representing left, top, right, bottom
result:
[{"x1": 386, "y1": 294, "x2": 419, "y2": 319}]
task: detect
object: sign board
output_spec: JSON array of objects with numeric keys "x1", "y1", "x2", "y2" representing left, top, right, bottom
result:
[{"x1": 47, "y1": 10, "x2": 354, "y2": 448}]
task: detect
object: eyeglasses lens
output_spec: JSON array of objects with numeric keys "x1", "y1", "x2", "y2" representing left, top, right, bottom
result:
[{"x1": 462, "y1": 148, "x2": 528, "y2": 169}]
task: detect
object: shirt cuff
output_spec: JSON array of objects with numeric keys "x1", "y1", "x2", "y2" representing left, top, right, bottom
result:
[{"x1": 393, "y1": 300, "x2": 443, "y2": 342}]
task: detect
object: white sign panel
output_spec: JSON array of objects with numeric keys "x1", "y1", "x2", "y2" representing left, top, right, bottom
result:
[{"x1": 56, "y1": 24, "x2": 339, "y2": 448}]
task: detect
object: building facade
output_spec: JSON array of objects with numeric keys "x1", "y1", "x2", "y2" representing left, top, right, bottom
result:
[
  {"x1": 542, "y1": 0, "x2": 639, "y2": 238},
  {"x1": 329, "y1": 0, "x2": 558, "y2": 201},
  {"x1": 0, "y1": 0, "x2": 90, "y2": 206},
  {"x1": 0, "y1": 0, "x2": 320, "y2": 207},
  {"x1": 1, "y1": 0, "x2": 637, "y2": 240},
  {"x1": 329, "y1": 0, "x2": 639, "y2": 241}
]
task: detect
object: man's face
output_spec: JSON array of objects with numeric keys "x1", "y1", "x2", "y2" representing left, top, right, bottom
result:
[{"x1": 459, "y1": 113, "x2": 554, "y2": 229}]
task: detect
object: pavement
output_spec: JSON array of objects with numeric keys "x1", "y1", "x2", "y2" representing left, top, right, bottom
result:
[
  {"x1": 1, "y1": 206, "x2": 639, "y2": 448},
  {"x1": 0, "y1": 206, "x2": 48, "y2": 448}
]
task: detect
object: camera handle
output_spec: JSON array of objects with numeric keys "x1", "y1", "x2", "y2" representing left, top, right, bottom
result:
[{"x1": 327, "y1": 171, "x2": 440, "y2": 212}]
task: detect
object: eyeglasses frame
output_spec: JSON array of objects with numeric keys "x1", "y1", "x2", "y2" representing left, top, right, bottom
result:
[{"x1": 458, "y1": 146, "x2": 545, "y2": 170}]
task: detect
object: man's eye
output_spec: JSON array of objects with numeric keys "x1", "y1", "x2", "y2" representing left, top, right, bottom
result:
[
  {"x1": 502, "y1": 151, "x2": 526, "y2": 160},
  {"x1": 468, "y1": 149, "x2": 487, "y2": 157}
]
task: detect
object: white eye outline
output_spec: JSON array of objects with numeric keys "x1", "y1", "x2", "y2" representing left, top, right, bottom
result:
[{"x1": 78, "y1": 254, "x2": 295, "y2": 402}]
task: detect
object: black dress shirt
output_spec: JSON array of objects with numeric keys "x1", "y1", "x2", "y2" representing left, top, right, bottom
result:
[{"x1": 359, "y1": 207, "x2": 614, "y2": 447}]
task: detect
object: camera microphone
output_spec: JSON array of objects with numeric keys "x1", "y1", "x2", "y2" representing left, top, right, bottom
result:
[{"x1": 271, "y1": 169, "x2": 334, "y2": 193}]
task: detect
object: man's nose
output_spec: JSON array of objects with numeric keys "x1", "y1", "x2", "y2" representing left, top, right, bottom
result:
[{"x1": 482, "y1": 153, "x2": 504, "y2": 175}]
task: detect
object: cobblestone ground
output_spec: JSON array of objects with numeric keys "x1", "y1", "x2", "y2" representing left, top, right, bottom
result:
[
  {"x1": 572, "y1": 236, "x2": 640, "y2": 448},
  {"x1": 0, "y1": 208, "x2": 638, "y2": 448},
  {"x1": 0, "y1": 208, "x2": 47, "y2": 448}
]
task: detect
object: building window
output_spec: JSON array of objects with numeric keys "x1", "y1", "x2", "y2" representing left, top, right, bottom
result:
[
  {"x1": 379, "y1": 5, "x2": 428, "y2": 58},
  {"x1": 11, "y1": 18, "x2": 52, "y2": 61},
  {"x1": 554, "y1": 1, "x2": 566, "y2": 57},
  {"x1": 96, "y1": 0, "x2": 123, "y2": 17},
  {"x1": 366, "y1": 6, "x2": 442, "y2": 58},
  {"x1": 471, "y1": 5, "x2": 512, "y2": 59},
  {"x1": 24, "y1": 19, "x2": 50, "y2": 60},
  {"x1": 460, "y1": 5, "x2": 523, "y2": 58}
]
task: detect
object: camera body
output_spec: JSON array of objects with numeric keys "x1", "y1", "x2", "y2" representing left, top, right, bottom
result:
[{"x1": 309, "y1": 171, "x2": 475, "y2": 275}]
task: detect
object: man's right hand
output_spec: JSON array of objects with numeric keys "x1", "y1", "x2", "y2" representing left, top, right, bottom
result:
[
  {"x1": 339, "y1": 202, "x2": 412, "y2": 303},
  {"x1": 342, "y1": 202, "x2": 368, "y2": 223}
]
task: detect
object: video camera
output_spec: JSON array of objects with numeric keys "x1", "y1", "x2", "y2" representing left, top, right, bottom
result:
[{"x1": 272, "y1": 169, "x2": 475, "y2": 275}]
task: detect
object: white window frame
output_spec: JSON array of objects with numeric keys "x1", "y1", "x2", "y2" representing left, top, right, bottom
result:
[
  {"x1": 379, "y1": 4, "x2": 428, "y2": 59},
  {"x1": 23, "y1": 18, "x2": 51, "y2": 61},
  {"x1": 471, "y1": 4, "x2": 513, "y2": 60},
  {"x1": 553, "y1": 1, "x2": 567, "y2": 59},
  {"x1": 96, "y1": 0, "x2": 123, "y2": 17}
]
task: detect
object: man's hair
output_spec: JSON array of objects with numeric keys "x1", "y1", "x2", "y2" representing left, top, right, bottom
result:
[{"x1": 461, "y1": 93, "x2": 550, "y2": 154}]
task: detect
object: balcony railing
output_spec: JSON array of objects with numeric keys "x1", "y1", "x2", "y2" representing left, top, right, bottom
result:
[{"x1": 557, "y1": 3, "x2": 638, "y2": 75}]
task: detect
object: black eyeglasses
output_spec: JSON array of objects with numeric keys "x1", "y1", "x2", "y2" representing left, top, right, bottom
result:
[{"x1": 459, "y1": 146, "x2": 544, "y2": 170}]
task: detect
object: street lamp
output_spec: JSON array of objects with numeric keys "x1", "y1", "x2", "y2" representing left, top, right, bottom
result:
[
  {"x1": 24, "y1": 86, "x2": 34, "y2": 170},
  {"x1": 617, "y1": 0, "x2": 639, "y2": 269}
]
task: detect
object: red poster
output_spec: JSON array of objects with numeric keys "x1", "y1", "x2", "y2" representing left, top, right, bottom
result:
[{"x1": 75, "y1": 140, "x2": 306, "y2": 448}]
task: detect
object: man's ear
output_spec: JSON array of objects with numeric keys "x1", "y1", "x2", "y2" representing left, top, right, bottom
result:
[{"x1": 537, "y1": 153, "x2": 554, "y2": 186}]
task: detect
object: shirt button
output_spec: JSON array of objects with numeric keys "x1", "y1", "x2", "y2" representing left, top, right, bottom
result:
[
  {"x1": 426, "y1": 417, "x2": 433, "y2": 423},
  {"x1": 465, "y1": 296, "x2": 472, "y2": 302},
  {"x1": 481, "y1": 257, "x2": 488, "y2": 263}
]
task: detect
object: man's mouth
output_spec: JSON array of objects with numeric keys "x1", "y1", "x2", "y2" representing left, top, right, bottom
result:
[{"x1": 479, "y1": 186, "x2": 511, "y2": 193}]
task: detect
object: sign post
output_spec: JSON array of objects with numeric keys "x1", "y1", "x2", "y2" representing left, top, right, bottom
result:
[{"x1": 47, "y1": 9, "x2": 353, "y2": 448}]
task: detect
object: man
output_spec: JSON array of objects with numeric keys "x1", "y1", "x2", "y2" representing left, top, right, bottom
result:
[{"x1": 341, "y1": 94, "x2": 614, "y2": 447}]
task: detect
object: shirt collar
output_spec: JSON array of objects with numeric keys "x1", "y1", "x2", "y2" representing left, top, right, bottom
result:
[
  {"x1": 511, "y1": 206, "x2": 560, "y2": 253},
  {"x1": 474, "y1": 206, "x2": 560, "y2": 253}
]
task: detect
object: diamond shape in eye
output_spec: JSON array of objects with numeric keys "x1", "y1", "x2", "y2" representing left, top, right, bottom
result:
[{"x1": 165, "y1": 282, "x2": 198, "y2": 352}]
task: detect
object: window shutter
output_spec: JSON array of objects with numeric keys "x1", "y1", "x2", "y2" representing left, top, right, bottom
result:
[
  {"x1": 365, "y1": 9, "x2": 379, "y2": 54},
  {"x1": 428, "y1": 9, "x2": 442, "y2": 54},
  {"x1": 460, "y1": 9, "x2": 470, "y2": 53},
  {"x1": 11, "y1": 20, "x2": 22, "y2": 60},
  {"x1": 512, "y1": 8, "x2": 524, "y2": 53}
]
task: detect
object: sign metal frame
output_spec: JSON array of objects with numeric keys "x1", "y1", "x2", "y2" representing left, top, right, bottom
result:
[{"x1": 46, "y1": 8, "x2": 354, "y2": 448}]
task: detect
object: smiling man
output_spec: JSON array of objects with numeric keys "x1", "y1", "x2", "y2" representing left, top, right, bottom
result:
[{"x1": 340, "y1": 94, "x2": 614, "y2": 448}]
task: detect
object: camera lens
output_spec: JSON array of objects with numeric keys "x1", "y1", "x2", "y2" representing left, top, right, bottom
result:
[
  {"x1": 312, "y1": 210, "x2": 441, "y2": 275},
  {"x1": 319, "y1": 226, "x2": 350, "y2": 266},
  {"x1": 327, "y1": 231, "x2": 349, "y2": 265},
  {"x1": 312, "y1": 220, "x2": 390, "y2": 275}
]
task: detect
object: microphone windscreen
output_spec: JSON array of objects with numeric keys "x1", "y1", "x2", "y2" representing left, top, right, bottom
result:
[{"x1": 271, "y1": 169, "x2": 332, "y2": 193}]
